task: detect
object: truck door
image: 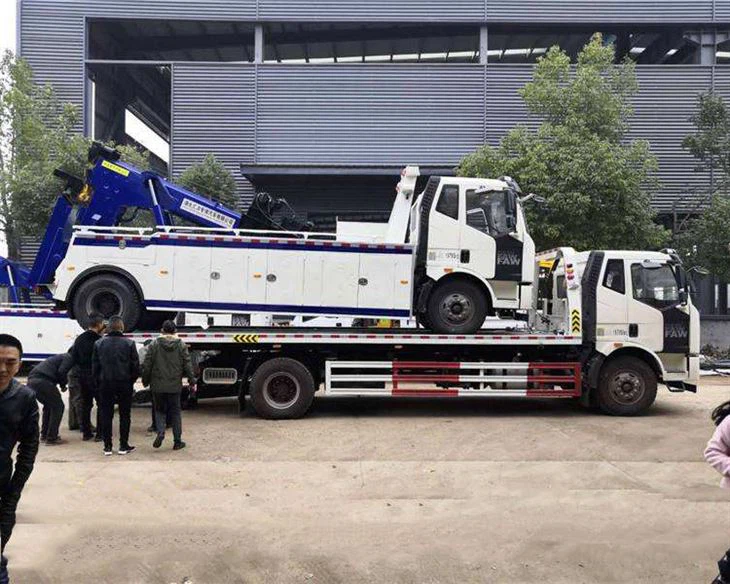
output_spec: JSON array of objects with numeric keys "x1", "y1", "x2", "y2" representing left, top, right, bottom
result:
[
  {"x1": 462, "y1": 189, "x2": 519, "y2": 281},
  {"x1": 627, "y1": 262, "x2": 689, "y2": 354},
  {"x1": 427, "y1": 184, "x2": 462, "y2": 269},
  {"x1": 595, "y1": 258, "x2": 629, "y2": 341}
]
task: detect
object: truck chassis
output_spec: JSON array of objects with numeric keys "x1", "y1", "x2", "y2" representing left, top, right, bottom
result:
[{"x1": 126, "y1": 327, "x2": 662, "y2": 419}]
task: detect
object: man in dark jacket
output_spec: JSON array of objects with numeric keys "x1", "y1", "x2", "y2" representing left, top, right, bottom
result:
[
  {"x1": 142, "y1": 320, "x2": 195, "y2": 451},
  {"x1": 70, "y1": 313, "x2": 105, "y2": 441},
  {"x1": 0, "y1": 334, "x2": 40, "y2": 584},
  {"x1": 92, "y1": 316, "x2": 140, "y2": 456},
  {"x1": 27, "y1": 353, "x2": 72, "y2": 445}
]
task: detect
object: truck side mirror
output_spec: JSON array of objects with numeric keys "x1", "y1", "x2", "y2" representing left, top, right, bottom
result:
[
  {"x1": 674, "y1": 266, "x2": 689, "y2": 306},
  {"x1": 679, "y1": 288, "x2": 688, "y2": 306}
]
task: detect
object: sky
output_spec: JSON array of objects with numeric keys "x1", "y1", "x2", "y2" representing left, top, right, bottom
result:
[
  {"x1": 0, "y1": 1, "x2": 16, "y2": 55},
  {"x1": 0, "y1": 1, "x2": 15, "y2": 259}
]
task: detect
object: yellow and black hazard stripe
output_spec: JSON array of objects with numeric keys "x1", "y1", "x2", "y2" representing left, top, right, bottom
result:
[
  {"x1": 233, "y1": 334, "x2": 259, "y2": 344},
  {"x1": 570, "y1": 309, "x2": 581, "y2": 335}
]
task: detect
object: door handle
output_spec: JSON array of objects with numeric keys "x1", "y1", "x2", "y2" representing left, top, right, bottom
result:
[
  {"x1": 460, "y1": 249, "x2": 470, "y2": 263},
  {"x1": 210, "y1": 271, "x2": 220, "y2": 280},
  {"x1": 266, "y1": 274, "x2": 277, "y2": 282},
  {"x1": 358, "y1": 278, "x2": 368, "y2": 286},
  {"x1": 629, "y1": 323, "x2": 638, "y2": 337}
]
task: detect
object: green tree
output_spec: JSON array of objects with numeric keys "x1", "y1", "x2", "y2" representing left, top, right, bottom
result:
[
  {"x1": 0, "y1": 50, "x2": 79, "y2": 257},
  {"x1": 0, "y1": 50, "x2": 150, "y2": 258},
  {"x1": 177, "y1": 153, "x2": 237, "y2": 209},
  {"x1": 677, "y1": 93, "x2": 730, "y2": 279},
  {"x1": 459, "y1": 33, "x2": 668, "y2": 251}
]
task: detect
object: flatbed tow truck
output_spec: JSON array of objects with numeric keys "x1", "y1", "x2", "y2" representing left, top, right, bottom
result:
[
  {"x1": 0, "y1": 146, "x2": 700, "y2": 418},
  {"x1": 127, "y1": 245, "x2": 699, "y2": 419}
]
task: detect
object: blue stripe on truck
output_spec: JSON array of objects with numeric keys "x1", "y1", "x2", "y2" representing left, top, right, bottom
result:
[
  {"x1": 145, "y1": 299, "x2": 411, "y2": 318},
  {"x1": 74, "y1": 237, "x2": 414, "y2": 256},
  {"x1": 0, "y1": 311, "x2": 69, "y2": 319}
]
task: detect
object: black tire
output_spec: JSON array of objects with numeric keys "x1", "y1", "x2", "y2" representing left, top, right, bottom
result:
[
  {"x1": 416, "y1": 312, "x2": 432, "y2": 330},
  {"x1": 596, "y1": 356, "x2": 658, "y2": 416},
  {"x1": 71, "y1": 273, "x2": 143, "y2": 331},
  {"x1": 426, "y1": 279, "x2": 488, "y2": 334},
  {"x1": 249, "y1": 357, "x2": 315, "y2": 419}
]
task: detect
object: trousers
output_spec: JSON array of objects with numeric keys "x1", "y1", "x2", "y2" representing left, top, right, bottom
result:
[
  {"x1": 153, "y1": 393, "x2": 182, "y2": 443},
  {"x1": 67, "y1": 372, "x2": 81, "y2": 431},
  {"x1": 78, "y1": 371, "x2": 99, "y2": 437},
  {"x1": 27, "y1": 377, "x2": 64, "y2": 440},
  {"x1": 98, "y1": 381, "x2": 134, "y2": 450},
  {"x1": 0, "y1": 483, "x2": 18, "y2": 584}
]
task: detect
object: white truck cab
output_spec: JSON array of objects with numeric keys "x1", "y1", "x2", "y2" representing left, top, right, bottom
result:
[
  {"x1": 536, "y1": 247, "x2": 700, "y2": 407},
  {"x1": 409, "y1": 174, "x2": 535, "y2": 332}
]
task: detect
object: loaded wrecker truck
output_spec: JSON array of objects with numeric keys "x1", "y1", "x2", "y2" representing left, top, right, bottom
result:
[{"x1": 0, "y1": 144, "x2": 699, "y2": 416}]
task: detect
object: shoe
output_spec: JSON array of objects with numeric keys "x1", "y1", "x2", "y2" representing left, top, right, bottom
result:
[
  {"x1": 94, "y1": 435, "x2": 103, "y2": 443},
  {"x1": 173, "y1": 441, "x2": 186, "y2": 451},
  {"x1": 146, "y1": 424, "x2": 156, "y2": 433},
  {"x1": 153, "y1": 434, "x2": 164, "y2": 449},
  {"x1": 103, "y1": 448, "x2": 113, "y2": 456},
  {"x1": 118, "y1": 445, "x2": 136, "y2": 455},
  {"x1": 89, "y1": 425, "x2": 96, "y2": 433},
  {"x1": 44, "y1": 437, "x2": 65, "y2": 445},
  {"x1": 40, "y1": 435, "x2": 47, "y2": 442},
  {"x1": 82, "y1": 433, "x2": 94, "y2": 441}
]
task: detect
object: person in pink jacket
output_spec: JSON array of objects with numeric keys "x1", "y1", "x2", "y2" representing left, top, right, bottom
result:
[{"x1": 704, "y1": 400, "x2": 730, "y2": 584}]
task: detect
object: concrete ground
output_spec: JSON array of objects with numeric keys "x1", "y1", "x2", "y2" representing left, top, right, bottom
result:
[{"x1": 6, "y1": 377, "x2": 730, "y2": 584}]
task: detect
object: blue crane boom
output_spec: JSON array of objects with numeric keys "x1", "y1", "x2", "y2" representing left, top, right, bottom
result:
[{"x1": 1, "y1": 143, "x2": 242, "y2": 302}]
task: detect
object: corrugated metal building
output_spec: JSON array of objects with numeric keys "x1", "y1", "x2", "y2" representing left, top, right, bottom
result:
[{"x1": 17, "y1": 0, "x2": 730, "y2": 320}]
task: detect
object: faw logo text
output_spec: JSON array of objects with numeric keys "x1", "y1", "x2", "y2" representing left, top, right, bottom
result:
[
  {"x1": 664, "y1": 324, "x2": 688, "y2": 339},
  {"x1": 497, "y1": 252, "x2": 521, "y2": 266}
]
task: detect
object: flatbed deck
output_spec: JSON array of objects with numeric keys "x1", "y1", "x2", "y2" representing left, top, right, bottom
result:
[{"x1": 127, "y1": 327, "x2": 581, "y2": 347}]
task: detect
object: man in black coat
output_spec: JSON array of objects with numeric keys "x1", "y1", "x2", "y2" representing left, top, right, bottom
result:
[
  {"x1": 92, "y1": 316, "x2": 140, "y2": 456},
  {"x1": 0, "y1": 334, "x2": 40, "y2": 584},
  {"x1": 70, "y1": 313, "x2": 105, "y2": 441},
  {"x1": 27, "y1": 353, "x2": 72, "y2": 445}
]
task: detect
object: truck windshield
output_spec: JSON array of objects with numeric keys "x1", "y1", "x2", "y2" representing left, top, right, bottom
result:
[
  {"x1": 630, "y1": 263, "x2": 679, "y2": 308},
  {"x1": 465, "y1": 189, "x2": 516, "y2": 237}
]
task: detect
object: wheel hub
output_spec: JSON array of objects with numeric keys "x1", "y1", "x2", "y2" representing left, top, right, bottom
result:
[
  {"x1": 263, "y1": 373, "x2": 301, "y2": 410},
  {"x1": 87, "y1": 288, "x2": 122, "y2": 318},
  {"x1": 611, "y1": 371, "x2": 644, "y2": 405},
  {"x1": 440, "y1": 293, "x2": 473, "y2": 324}
]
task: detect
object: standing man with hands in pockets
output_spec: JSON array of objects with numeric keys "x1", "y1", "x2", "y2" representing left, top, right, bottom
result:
[
  {"x1": 93, "y1": 316, "x2": 140, "y2": 456},
  {"x1": 143, "y1": 320, "x2": 195, "y2": 451}
]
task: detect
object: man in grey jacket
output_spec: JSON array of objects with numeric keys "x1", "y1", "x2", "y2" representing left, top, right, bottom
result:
[{"x1": 142, "y1": 321, "x2": 195, "y2": 451}]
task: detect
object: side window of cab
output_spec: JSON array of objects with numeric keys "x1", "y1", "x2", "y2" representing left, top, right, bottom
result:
[
  {"x1": 603, "y1": 259, "x2": 625, "y2": 294},
  {"x1": 435, "y1": 185, "x2": 459, "y2": 220}
]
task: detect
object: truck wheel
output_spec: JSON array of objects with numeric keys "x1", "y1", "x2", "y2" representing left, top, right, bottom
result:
[
  {"x1": 426, "y1": 279, "x2": 487, "y2": 334},
  {"x1": 416, "y1": 312, "x2": 432, "y2": 330},
  {"x1": 597, "y1": 356, "x2": 657, "y2": 416},
  {"x1": 249, "y1": 357, "x2": 315, "y2": 419},
  {"x1": 72, "y1": 273, "x2": 142, "y2": 331}
]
